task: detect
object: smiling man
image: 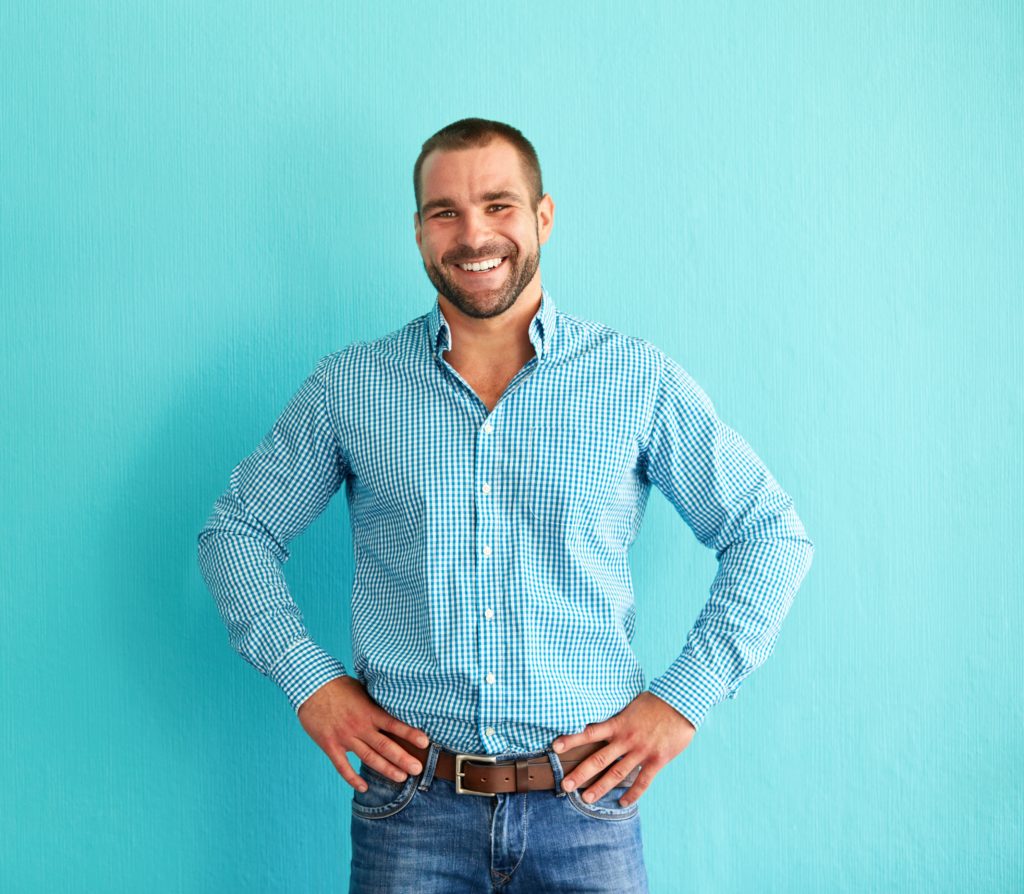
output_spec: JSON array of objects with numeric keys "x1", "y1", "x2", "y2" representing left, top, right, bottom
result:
[
  {"x1": 197, "y1": 117, "x2": 814, "y2": 892},
  {"x1": 416, "y1": 135, "x2": 545, "y2": 322}
]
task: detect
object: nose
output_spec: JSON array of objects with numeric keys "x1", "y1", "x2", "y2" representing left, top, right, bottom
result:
[{"x1": 455, "y1": 207, "x2": 490, "y2": 250}]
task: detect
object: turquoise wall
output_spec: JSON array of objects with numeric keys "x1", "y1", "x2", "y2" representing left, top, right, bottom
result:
[{"x1": 2, "y1": 2, "x2": 1021, "y2": 891}]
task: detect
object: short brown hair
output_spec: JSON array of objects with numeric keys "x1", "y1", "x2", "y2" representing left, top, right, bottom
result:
[{"x1": 413, "y1": 118, "x2": 544, "y2": 214}]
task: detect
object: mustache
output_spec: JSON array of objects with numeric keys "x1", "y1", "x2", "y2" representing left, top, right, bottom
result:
[{"x1": 444, "y1": 245, "x2": 514, "y2": 265}]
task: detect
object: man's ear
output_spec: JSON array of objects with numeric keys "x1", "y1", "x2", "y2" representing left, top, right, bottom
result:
[
  {"x1": 537, "y1": 193, "x2": 555, "y2": 246},
  {"x1": 414, "y1": 210, "x2": 421, "y2": 248}
]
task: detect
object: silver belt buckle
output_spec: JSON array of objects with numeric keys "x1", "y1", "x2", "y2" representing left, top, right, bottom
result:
[{"x1": 454, "y1": 752, "x2": 498, "y2": 797}]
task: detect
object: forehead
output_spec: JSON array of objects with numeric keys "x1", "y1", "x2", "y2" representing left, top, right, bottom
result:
[{"x1": 419, "y1": 139, "x2": 530, "y2": 203}]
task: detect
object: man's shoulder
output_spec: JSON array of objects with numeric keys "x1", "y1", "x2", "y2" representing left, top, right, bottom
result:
[
  {"x1": 317, "y1": 313, "x2": 430, "y2": 377},
  {"x1": 554, "y1": 306, "x2": 667, "y2": 370}
]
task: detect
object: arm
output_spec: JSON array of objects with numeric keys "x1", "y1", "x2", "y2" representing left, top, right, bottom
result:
[
  {"x1": 196, "y1": 354, "x2": 428, "y2": 788},
  {"x1": 554, "y1": 349, "x2": 815, "y2": 804},
  {"x1": 196, "y1": 355, "x2": 350, "y2": 712}
]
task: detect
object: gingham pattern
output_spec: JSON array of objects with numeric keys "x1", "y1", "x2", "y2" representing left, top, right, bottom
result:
[{"x1": 197, "y1": 285, "x2": 814, "y2": 754}]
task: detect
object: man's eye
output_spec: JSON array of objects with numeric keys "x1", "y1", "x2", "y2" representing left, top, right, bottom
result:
[
  {"x1": 489, "y1": 205, "x2": 509, "y2": 212},
  {"x1": 435, "y1": 211, "x2": 455, "y2": 218}
]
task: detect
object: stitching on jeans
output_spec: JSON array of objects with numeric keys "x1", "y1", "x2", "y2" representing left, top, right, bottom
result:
[
  {"x1": 544, "y1": 745, "x2": 568, "y2": 798},
  {"x1": 565, "y1": 785, "x2": 639, "y2": 822},
  {"x1": 351, "y1": 765, "x2": 419, "y2": 820},
  {"x1": 417, "y1": 742, "x2": 440, "y2": 792}
]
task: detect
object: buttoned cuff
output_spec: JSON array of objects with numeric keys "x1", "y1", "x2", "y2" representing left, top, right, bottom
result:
[
  {"x1": 267, "y1": 637, "x2": 349, "y2": 714},
  {"x1": 647, "y1": 651, "x2": 732, "y2": 730}
]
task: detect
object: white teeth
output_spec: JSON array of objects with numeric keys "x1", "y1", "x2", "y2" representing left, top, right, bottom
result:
[{"x1": 458, "y1": 257, "x2": 504, "y2": 272}]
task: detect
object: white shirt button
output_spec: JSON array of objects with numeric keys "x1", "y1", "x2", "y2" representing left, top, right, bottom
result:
[
  {"x1": 481, "y1": 482, "x2": 491, "y2": 494},
  {"x1": 484, "y1": 608, "x2": 494, "y2": 619},
  {"x1": 485, "y1": 672, "x2": 496, "y2": 685},
  {"x1": 483, "y1": 422, "x2": 493, "y2": 434},
  {"x1": 485, "y1": 726, "x2": 495, "y2": 736},
  {"x1": 482, "y1": 545, "x2": 492, "y2": 557}
]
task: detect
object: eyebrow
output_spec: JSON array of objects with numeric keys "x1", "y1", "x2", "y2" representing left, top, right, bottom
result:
[{"x1": 419, "y1": 190, "x2": 524, "y2": 217}]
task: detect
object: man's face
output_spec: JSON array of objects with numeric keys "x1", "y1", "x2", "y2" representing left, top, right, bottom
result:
[{"x1": 414, "y1": 138, "x2": 554, "y2": 320}]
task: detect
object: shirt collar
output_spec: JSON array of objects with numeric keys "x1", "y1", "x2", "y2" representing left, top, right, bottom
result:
[{"x1": 426, "y1": 284, "x2": 557, "y2": 361}]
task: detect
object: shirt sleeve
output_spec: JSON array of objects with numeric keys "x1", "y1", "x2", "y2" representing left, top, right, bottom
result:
[
  {"x1": 196, "y1": 354, "x2": 350, "y2": 714},
  {"x1": 639, "y1": 350, "x2": 815, "y2": 729}
]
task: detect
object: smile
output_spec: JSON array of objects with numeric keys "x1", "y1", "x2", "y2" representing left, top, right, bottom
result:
[{"x1": 455, "y1": 256, "x2": 507, "y2": 273}]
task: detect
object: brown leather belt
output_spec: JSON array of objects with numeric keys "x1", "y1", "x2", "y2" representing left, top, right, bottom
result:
[{"x1": 382, "y1": 731, "x2": 639, "y2": 796}]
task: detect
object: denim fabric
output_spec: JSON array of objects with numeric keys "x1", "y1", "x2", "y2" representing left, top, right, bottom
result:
[{"x1": 348, "y1": 742, "x2": 649, "y2": 893}]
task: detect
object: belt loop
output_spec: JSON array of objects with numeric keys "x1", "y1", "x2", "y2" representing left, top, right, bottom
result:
[
  {"x1": 544, "y1": 745, "x2": 568, "y2": 798},
  {"x1": 515, "y1": 758, "x2": 531, "y2": 792},
  {"x1": 417, "y1": 741, "x2": 441, "y2": 792}
]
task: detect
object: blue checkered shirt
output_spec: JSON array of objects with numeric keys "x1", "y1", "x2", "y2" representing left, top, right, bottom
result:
[{"x1": 197, "y1": 286, "x2": 814, "y2": 754}]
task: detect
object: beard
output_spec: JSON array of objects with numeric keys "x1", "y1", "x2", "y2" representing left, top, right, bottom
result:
[{"x1": 422, "y1": 236, "x2": 540, "y2": 320}]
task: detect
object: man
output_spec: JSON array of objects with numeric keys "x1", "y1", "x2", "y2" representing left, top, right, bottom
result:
[{"x1": 197, "y1": 117, "x2": 814, "y2": 892}]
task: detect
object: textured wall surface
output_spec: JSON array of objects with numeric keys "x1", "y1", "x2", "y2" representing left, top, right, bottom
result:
[{"x1": 2, "y1": 2, "x2": 1021, "y2": 891}]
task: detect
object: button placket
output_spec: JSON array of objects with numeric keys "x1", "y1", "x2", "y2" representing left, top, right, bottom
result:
[{"x1": 476, "y1": 412, "x2": 501, "y2": 746}]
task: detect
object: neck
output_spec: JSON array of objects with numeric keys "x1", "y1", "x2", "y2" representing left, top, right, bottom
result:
[{"x1": 439, "y1": 273, "x2": 542, "y2": 369}]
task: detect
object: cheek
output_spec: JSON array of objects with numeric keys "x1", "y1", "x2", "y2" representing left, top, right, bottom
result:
[
  {"x1": 418, "y1": 239, "x2": 441, "y2": 263},
  {"x1": 422, "y1": 232, "x2": 449, "y2": 258}
]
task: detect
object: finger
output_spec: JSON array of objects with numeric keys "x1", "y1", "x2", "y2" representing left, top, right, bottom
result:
[
  {"x1": 618, "y1": 764, "x2": 658, "y2": 807},
  {"x1": 552, "y1": 720, "x2": 610, "y2": 755},
  {"x1": 579, "y1": 757, "x2": 645, "y2": 804},
  {"x1": 367, "y1": 730, "x2": 425, "y2": 777},
  {"x1": 378, "y1": 713, "x2": 431, "y2": 750},
  {"x1": 560, "y1": 741, "x2": 626, "y2": 793},
  {"x1": 353, "y1": 738, "x2": 416, "y2": 783},
  {"x1": 330, "y1": 750, "x2": 368, "y2": 793}
]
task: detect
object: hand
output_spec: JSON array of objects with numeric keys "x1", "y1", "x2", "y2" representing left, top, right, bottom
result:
[
  {"x1": 297, "y1": 676, "x2": 430, "y2": 792},
  {"x1": 552, "y1": 691, "x2": 696, "y2": 807}
]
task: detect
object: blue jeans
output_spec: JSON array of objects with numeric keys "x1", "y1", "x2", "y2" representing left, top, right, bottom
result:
[{"x1": 348, "y1": 741, "x2": 649, "y2": 893}]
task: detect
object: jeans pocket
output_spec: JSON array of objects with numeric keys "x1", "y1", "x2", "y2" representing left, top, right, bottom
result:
[
  {"x1": 351, "y1": 763, "x2": 420, "y2": 821},
  {"x1": 566, "y1": 784, "x2": 639, "y2": 822}
]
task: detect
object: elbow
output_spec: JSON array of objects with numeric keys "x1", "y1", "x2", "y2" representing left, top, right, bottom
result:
[{"x1": 194, "y1": 498, "x2": 290, "y2": 566}]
